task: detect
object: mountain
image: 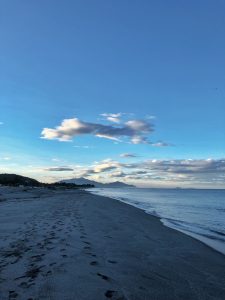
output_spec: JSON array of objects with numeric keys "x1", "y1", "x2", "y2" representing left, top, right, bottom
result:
[
  {"x1": 60, "y1": 177, "x2": 135, "y2": 188},
  {"x1": 104, "y1": 181, "x2": 135, "y2": 188},
  {"x1": 0, "y1": 174, "x2": 41, "y2": 187},
  {"x1": 60, "y1": 178, "x2": 99, "y2": 186}
]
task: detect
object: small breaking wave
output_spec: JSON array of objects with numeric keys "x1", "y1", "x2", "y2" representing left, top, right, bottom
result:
[{"x1": 89, "y1": 187, "x2": 225, "y2": 255}]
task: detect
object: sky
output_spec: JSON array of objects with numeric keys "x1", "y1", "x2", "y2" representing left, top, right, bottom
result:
[{"x1": 0, "y1": 0, "x2": 225, "y2": 188}]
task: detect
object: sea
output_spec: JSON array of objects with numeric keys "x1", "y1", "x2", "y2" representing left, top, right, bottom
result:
[{"x1": 89, "y1": 188, "x2": 225, "y2": 255}]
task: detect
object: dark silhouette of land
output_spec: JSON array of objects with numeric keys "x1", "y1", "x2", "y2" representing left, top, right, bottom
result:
[{"x1": 0, "y1": 174, "x2": 94, "y2": 189}]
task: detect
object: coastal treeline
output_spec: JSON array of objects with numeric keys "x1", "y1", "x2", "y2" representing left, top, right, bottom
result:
[{"x1": 0, "y1": 174, "x2": 94, "y2": 189}]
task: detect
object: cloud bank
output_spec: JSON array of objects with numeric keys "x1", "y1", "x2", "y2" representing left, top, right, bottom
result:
[
  {"x1": 24, "y1": 158, "x2": 225, "y2": 188},
  {"x1": 64, "y1": 158, "x2": 225, "y2": 188}
]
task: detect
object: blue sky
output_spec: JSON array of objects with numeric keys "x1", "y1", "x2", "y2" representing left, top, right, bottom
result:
[{"x1": 0, "y1": 0, "x2": 225, "y2": 187}]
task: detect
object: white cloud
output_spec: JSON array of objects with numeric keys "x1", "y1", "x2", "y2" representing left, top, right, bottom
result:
[
  {"x1": 73, "y1": 145, "x2": 93, "y2": 149},
  {"x1": 151, "y1": 141, "x2": 172, "y2": 147},
  {"x1": 0, "y1": 157, "x2": 12, "y2": 161},
  {"x1": 4, "y1": 157, "x2": 11, "y2": 160},
  {"x1": 41, "y1": 117, "x2": 154, "y2": 144},
  {"x1": 131, "y1": 136, "x2": 148, "y2": 144},
  {"x1": 93, "y1": 161, "x2": 119, "y2": 173},
  {"x1": 145, "y1": 115, "x2": 156, "y2": 120},
  {"x1": 125, "y1": 120, "x2": 150, "y2": 132},
  {"x1": 100, "y1": 113, "x2": 122, "y2": 123},
  {"x1": 95, "y1": 134, "x2": 121, "y2": 141},
  {"x1": 51, "y1": 158, "x2": 61, "y2": 162},
  {"x1": 108, "y1": 170, "x2": 127, "y2": 178}
]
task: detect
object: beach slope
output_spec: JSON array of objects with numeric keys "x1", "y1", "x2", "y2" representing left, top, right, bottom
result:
[{"x1": 0, "y1": 187, "x2": 224, "y2": 300}]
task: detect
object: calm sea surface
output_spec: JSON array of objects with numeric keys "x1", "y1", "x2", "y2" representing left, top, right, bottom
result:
[{"x1": 89, "y1": 188, "x2": 225, "y2": 255}]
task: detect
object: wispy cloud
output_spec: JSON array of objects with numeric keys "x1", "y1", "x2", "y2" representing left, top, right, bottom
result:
[
  {"x1": 151, "y1": 141, "x2": 172, "y2": 147},
  {"x1": 0, "y1": 157, "x2": 12, "y2": 161},
  {"x1": 100, "y1": 113, "x2": 122, "y2": 123},
  {"x1": 51, "y1": 158, "x2": 61, "y2": 162},
  {"x1": 145, "y1": 115, "x2": 156, "y2": 120},
  {"x1": 73, "y1": 145, "x2": 93, "y2": 149},
  {"x1": 120, "y1": 153, "x2": 138, "y2": 158},
  {"x1": 44, "y1": 167, "x2": 74, "y2": 172}
]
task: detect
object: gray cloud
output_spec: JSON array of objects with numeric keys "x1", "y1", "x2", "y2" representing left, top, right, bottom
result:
[
  {"x1": 141, "y1": 159, "x2": 225, "y2": 174},
  {"x1": 120, "y1": 153, "x2": 138, "y2": 158},
  {"x1": 41, "y1": 117, "x2": 154, "y2": 144},
  {"x1": 79, "y1": 158, "x2": 225, "y2": 187},
  {"x1": 88, "y1": 158, "x2": 225, "y2": 176},
  {"x1": 130, "y1": 170, "x2": 149, "y2": 175},
  {"x1": 44, "y1": 167, "x2": 74, "y2": 172}
]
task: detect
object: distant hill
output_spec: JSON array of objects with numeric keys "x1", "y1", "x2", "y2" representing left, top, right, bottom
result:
[
  {"x1": 0, "y1": 173, "x2": 134, "y2": 189},
  {"x1": 0, "y1": 174, "x2": 41, "y2": 187},
  {"x1": 60, "y1": 177, "x2": 135, "y2": 188}
]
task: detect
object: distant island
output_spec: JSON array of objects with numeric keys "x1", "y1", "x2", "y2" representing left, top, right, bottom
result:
[{"x1": 60, "y1": 177, "x2": 135, "y2": 188}]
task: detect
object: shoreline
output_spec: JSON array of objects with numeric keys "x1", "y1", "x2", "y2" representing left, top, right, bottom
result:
[
  {"x1": 0, "y1": 186, "x2": 225, "y2": 299},
  {"x1": 88, "y1": 188, "x2": 225, "y2": 256}
]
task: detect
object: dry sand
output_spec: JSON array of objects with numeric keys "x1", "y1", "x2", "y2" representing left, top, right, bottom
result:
[{"x1": 0, "y1": 186, "x2": 225, "y2": 300}]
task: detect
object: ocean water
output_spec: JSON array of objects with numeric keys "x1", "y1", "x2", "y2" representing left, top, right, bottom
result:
[{"x1": 89, "y1": 188, "x2": 225, "y2": 255}]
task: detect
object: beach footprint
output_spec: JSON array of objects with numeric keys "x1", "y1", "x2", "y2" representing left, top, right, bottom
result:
[
  {"x1": 8, "y1": 290, "x2": 19, "y2": 299},
  {"x1": 104, "y1": 290, "x2": 127, "y2": 299},
  {"x1": 97, "y1": 273, "x2": 110, "y2": 281},
  {"x1": 108, "y1": 260, "x2": 117, "y2": 264},
  {"x1": 89, "y1": 261, "x2": 98, "y2": 266}
]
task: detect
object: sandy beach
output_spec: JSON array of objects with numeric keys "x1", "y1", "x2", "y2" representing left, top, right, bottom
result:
[{"x1": 0, "y1": 187, "x2": 225, "y2": 300}]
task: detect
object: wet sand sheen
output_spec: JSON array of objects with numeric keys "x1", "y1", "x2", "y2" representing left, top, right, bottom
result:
[{"x1": 0, "y1": 186, "x2": 225, "y2": 299}]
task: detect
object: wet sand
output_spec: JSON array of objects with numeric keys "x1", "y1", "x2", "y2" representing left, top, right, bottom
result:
[{"x1": 0, "y1": 186, "x2": 225, "y2": 300}]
